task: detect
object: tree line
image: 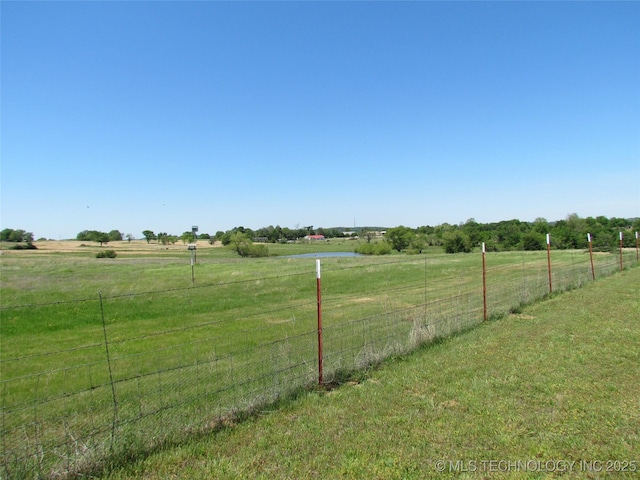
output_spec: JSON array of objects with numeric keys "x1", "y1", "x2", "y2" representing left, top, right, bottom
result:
[
  {"x1": 140, "y1": 214, "x2": 638, "y2": 256},
  {"x1": 2, "y1": 214, "x2": 637, "y2": 256},
  {"x1": 383, "y1": 215, "x2": 639, "y2": 254},
  {"x1": 138, "y1": 226, "x2": 349, "y2": 246},
  {"x1": 1, "y1": 229, "x2": 34, "y2": 243},
  {"x1": 218, "y1": 225, "x2": 351, "y2": 244},
  {"x1": 0, "y1": 228, "x2": 36, "y2": 249},
  {"x1": 76, "y1": 230, "x2": 126, "y2": 245}
]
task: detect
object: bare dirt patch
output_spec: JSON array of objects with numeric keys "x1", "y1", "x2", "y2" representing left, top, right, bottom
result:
[
  {"x1": 510, "y1": 313, "x2": 536, "y2": 320},
  {"x1": 352, "y1": 297, "x2": 376, "y2": 303}
]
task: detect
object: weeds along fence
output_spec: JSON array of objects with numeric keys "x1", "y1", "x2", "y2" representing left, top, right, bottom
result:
[{"x1": 1, "y1": 247, "x2": 638, "y2": 479}]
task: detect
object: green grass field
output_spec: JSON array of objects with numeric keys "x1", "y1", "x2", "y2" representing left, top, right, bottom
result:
[
  {"x1": 1, "y1": 241, "x2": 637, "y2": 478},
  {"x1": 99, "y1": 267, "x2": 640, "y2": 480}
]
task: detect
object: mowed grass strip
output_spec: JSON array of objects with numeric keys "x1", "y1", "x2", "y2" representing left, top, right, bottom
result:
[{"x1": 98, "y1": 268, "x2": 640, "y2": 479}]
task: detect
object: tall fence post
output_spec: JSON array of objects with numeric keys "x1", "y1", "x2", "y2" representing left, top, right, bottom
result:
[
  {"x1": 316, "y1": 259, "x2": 323, "y2": 386},
  {"x1": 619, "y1": 232, "x2": 624, "y2": 271},
  {"x1": 99, "y1": 291, "x2": 118, "y2": 452},
  {"x1": 482, "y1": 242, "x2": 487, "y2": 321},
  {"x1": 587, "y1": 233, "x2": 596, "y2": 280},
  {"x1": 190, "y1": 247, "x2": 196, "y2": 285},
  {"x1": 635, "y1": 231, "x2": 639, "y2": 263},
  {"x1": 546, "y1": 234, "x2": 553, "y2": 294}
]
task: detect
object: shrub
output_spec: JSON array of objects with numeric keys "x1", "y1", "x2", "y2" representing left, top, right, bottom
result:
[
  {"x1": 236, "y1": 242, "x2": 269, "y2": 258},
  {"x1": 10, "y1": 243, "x2": 38, "y2": 250},
  {"x1": 96, "y1": 250, "x2": 117, "y2": 258},
  {"x1": 384, "y1": 226, "x2": 415, "y2": 252},
  {"x1": 355, "y1": 243, "x2": 374, "y2": 255},
  {"x1": 228, "y1": 232, "x2": 269, "y2": 257},
  {"x1": 442, "y1": 231, "x2": 472, "y2": 254},
  {"x1": 355, "y1": 242, "x2": 391, "y2": 255},
  {"x1": 374, "y1": 242, "x2": 392, "y2": 255},
  {"x1": 522, "y1": 232, "x2": 545, "y2": 251}
]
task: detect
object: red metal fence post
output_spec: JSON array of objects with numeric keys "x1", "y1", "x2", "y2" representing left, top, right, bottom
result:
[
  {"x1": 316, "y1": 259, "x2": 323, "y2": 386},
  {"x1": 190, "y1": 249, "x2": 195, "y2": 285},
  {"x1": 546, "y1": 234, "x2": 553, "y2": 294},
  {"x1": 587, "y1": 233, "x2": 596, "y2": 280},
  {"x1": 619, "y1": 232, "x2": 624, "y2": 271},
  {"x1": 482, "y1": 242, "x2": 487, "y2": 321}
]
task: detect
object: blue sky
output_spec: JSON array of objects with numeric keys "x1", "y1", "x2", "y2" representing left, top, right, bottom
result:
[{"x1": 2, "y1": 1, "x2": 639, "y2": 240}]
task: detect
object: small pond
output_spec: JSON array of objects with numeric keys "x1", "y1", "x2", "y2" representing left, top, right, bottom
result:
[{"x1": 283, "y1": 252, "x2": 364, "y2": 259}]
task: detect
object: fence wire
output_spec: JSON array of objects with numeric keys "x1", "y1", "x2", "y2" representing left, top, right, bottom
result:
[{"x1": 1, "y1": 249, "x2": 637, "y2": 479}]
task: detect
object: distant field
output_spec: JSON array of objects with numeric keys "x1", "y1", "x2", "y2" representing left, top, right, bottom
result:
[
  {"x1": 2, "y1": 237, "x2": 371, "y2": 255},
  {"x1": 1, "y1": 242, "x2": 637, "y2": 478}
]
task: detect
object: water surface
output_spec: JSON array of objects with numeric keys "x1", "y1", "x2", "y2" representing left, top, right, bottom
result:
[{"x1": 283, "y1": 252, "x2": 364, "y2": 258}]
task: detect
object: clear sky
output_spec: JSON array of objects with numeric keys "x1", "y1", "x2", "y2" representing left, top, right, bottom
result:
[{"x1": 2, "y1": 1, "x2": 639, "y2": 240}]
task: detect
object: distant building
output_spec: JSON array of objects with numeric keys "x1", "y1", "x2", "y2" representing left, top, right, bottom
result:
[{"x1": 304, "y1": 234, "x2": 326, "y2": 241}]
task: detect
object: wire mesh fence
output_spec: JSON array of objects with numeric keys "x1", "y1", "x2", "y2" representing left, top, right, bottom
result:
[{"x1": 1, "y1": 248, "x2": 638, "y2": 478}]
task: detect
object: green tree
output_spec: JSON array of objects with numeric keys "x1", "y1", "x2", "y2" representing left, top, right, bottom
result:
[
  {"x1": 142, "y1": 230, "x2": 156, "y2": 243},
  {"x1": 220, "y1": 231, "x2": 232, "y2": 246},
  {"x1": 8, "y1": 229, "x2": 21, "y2": 242},
  {"x1": 230, "y1": 226, "x2": 255, "y2": 237},
  {"x1": 11, "y1": 229, "x2": 28, "y2": 242},
  {"x1": 9, "y1": 229, "x2": 19, "y2": 242},
  {"x1": 591, "y1": 231, "x2": 615, "y2": 252},
  {"x1": 522, "y1": 232, "x2": 545, "y2": 251},
  {"x1": 76, "y1": 230, "x2": 108, "y2": 245},
  {"x1": 181, "y1": 231, "x2": 195, "y2": 244},
  {"x1": 461, "y1": 218, "x2": 484, "y2": 246},
  {"x1": 108, "y1": 230, "x2": 123, "y2": 241},
  {"x1": 550, "y1": 220, "x2": 577, "y2": 249},
  {"x1": 272, "y1": 225, "x2": 284, "y2": 242},
  {"x1": 227, "y1": 232, "x2": 268, "y2": 257},
  {"x1": 228, "y1": 232, "x2": 249, "y2": 253},
  {"x1": 495, "y1": 220, "x2": 523, "y2": 250},
  {"x1": 565, "y1": 213, "x2": 587, "y2": 248},
  {"x1": 384, "y1": 226, "x2": 415, "y2": 252},
  {"x1": 95, "y1": 232, "x2": 109, "y2": 246},
  {"x1": 409, "y1": 233, "x2": 428, "y2": 253},
  {"x1": 157, "y1": 232, "x2": 170, "y2": 245},
  {"x1": 533, "y1": 217, "x2": 549, "y2": 235},
  {"x1": 1, "y1": 229, "x2": 33, "y2": 243},
  {"x1": 362, "y1": 230, "x2": 376, "y2": 243},
  {"x1": 76, "y1": 230, "x2": 90, "y2": 241},
  {"x1": 442, "y1": 231, "x2": 472, "y2": 254}
]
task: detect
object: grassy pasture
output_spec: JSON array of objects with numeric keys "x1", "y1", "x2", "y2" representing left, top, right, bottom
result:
[
  {"x1": 99, "y1": 267, "x2": 640, "y2": 480},
  {"x1": 0, "y1": 241, "x2": 637, "y2": 478}
]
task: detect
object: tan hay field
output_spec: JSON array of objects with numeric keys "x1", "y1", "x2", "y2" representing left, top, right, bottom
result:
[{"x1": 1, "y1": 239, "x2": 223, "y2": 255}]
